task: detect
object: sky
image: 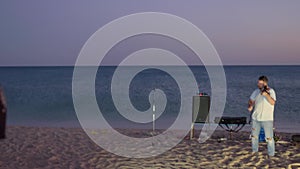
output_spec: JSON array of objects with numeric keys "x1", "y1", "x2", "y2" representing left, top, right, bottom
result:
[{"x1": 0, "y1": 0, "x2": 299, "y2": 66}]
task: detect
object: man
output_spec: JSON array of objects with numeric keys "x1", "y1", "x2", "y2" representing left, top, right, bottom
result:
[
  {"x1": 248, "y1": 76, "x2": 276, "y2": 157},
  {"x1": 0, "y1": 85, "x2": 7, "y2": 139}
]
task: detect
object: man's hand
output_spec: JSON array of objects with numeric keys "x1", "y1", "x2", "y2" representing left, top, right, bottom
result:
[
  {"x1": 248, "y1": 99, "x2": 254, "y2": 112},
  {"x1": 248, "y1": 106, "x2": 253, "y2": 112},
  {"x1": 261, "y1": 91, "x2": 269, "y2": 96}
]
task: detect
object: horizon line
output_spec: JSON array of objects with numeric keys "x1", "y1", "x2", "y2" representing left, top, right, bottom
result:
[{"x1": 0, "y1": 64, "x2": 299, "y2": 67}]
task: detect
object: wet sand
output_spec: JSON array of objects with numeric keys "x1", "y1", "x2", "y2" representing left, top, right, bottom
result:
[{"x1": 0, "y1": 126, "x2": 299, "y2": 169}]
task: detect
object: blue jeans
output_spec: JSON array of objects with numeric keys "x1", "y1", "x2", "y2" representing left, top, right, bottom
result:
[{"x1": 251, "y1": 120, "x2": 275, "y2": 156}]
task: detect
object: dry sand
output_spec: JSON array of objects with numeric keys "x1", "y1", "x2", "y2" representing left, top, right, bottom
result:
[{"x1": 0, "y1": 126, "x2": 299, "y2": 169}]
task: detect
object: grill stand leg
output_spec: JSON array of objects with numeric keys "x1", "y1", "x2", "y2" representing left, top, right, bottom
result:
[{"x1": 190, "y1": 123, "x2": 194, "y2": 140}]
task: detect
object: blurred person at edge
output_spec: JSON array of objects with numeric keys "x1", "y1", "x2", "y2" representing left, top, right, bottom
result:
[{"x1": 0, "y1": 84, "x2": 7, "y2": 139}]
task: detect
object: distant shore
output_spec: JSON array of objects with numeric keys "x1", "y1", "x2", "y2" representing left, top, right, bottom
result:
[{"x1": 0, "y1": 126, "x2": 299, "y2": 168}]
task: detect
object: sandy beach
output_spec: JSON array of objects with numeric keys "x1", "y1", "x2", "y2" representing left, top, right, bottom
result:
[{"x1": 0, "y1": 126, "x2": 299, "y2": 169}]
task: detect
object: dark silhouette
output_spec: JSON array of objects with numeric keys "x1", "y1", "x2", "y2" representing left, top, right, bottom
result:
[{"x1": 0, "y1": 85, "x2": 7, "y2": 139}]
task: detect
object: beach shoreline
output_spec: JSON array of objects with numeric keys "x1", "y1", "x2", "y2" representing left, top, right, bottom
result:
[{"x1": 0, "y1": 126, "x2": 299, "y2": 168}]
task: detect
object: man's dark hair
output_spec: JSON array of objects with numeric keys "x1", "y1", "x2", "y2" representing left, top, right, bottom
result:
[{"x1": 258, "y1": 75, "x2": 268, "y2": 83}]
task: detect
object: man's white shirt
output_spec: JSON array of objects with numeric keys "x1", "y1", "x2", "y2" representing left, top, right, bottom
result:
[{"x1": 250, "y1": 88, "x2": 276, "y2": 121}]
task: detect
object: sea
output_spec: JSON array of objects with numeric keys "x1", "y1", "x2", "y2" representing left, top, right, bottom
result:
[{"x1": 0, "y1": 65, "x2": 299, "y2": 133}]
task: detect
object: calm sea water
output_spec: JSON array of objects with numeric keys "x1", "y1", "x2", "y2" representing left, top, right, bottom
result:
[{"x1": 0, "y1": 66, "x2": 299, "y2": 133}]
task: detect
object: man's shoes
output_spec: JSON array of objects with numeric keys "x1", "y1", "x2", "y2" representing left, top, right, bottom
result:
[
  {"x1": 251, "y1": 151, "x2": 258, "y2": 156},
  {"x1": 265, "y1": 155, "x2": 277, "y2": 160}
]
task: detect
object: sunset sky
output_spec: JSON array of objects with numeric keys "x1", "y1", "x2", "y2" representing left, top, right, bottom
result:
[{"x1": 0, "y1": 0, "x2": 299, "y2": 66}]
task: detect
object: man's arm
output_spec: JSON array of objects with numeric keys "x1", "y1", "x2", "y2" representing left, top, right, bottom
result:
[
  {"x1": 248, "y1": 89, "x2": 258, "y2": 112},
  {"x1": 248, "y1": 99, "x2": 255, "y2": 112},
  {"x1": 262, "y1": 91, "x2": 276, "y2": 105}
]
